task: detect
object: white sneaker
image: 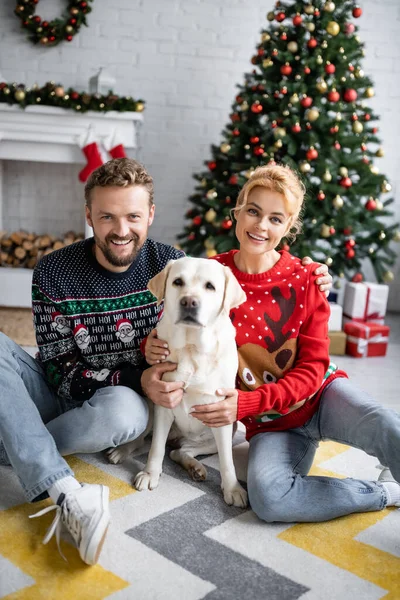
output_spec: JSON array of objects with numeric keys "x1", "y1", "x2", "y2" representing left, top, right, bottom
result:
[
  {"x1": 30, "y1": 484, "x2": 110, "y2": 565},
  {"x1": 378, "y1": 466, "x2": 395, "y2": 483}
]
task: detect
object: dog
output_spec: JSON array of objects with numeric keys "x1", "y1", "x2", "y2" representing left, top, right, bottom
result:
[{"x1": 133, "y1": 256, "x2": 248, "y2": 508}]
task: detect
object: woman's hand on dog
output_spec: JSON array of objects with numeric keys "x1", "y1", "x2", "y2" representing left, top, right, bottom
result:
[
  {"x1": 145, "y1": 329, "x2": 170, "y2": 365},
  {"x1": 191, "y1": 388, "x2": 238, "y2": 427},
  {"x1": 141, "y1": 362, "x2": 184, "y2": 408}
]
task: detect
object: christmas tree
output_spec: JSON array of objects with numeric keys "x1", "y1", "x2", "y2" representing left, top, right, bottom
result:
[{"x1": 178, "y1": 0, "x2": 399, "y2": 284}]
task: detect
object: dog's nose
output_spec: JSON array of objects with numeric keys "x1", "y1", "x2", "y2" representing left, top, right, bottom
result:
[{"x1": 180, "y1": 296, "x2": 199, "y2": 309}]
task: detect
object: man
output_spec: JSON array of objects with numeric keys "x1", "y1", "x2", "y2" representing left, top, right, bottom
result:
[{"x1": 0, "y1": 158, "x2": 332, "y2": 565}]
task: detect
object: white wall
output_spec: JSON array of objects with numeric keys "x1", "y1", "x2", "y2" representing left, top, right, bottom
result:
[{"x1": 0, "y1": 0, "x2": 399, "y2": 309}]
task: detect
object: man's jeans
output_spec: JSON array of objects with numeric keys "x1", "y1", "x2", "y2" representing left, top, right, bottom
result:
[
  {"x1": 248, "y1": 377, "x2": 400, "y2": 522},
  {"x1": 0, "y1": 333, "x2": 149, "y2": 501}
]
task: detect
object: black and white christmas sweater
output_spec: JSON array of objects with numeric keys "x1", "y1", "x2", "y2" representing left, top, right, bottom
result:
[{"x1": 32, "y1": 237, "x2": 184, "y2": 410}]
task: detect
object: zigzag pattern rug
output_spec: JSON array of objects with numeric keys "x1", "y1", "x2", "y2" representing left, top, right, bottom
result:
[{"x1": 1, "y1": 434, "x2": 399, "y2": 599}]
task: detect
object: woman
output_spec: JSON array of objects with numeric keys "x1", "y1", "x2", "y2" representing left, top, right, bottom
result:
[{"x1": 146, "y1": 164, "x2": 400, "y2": 522}]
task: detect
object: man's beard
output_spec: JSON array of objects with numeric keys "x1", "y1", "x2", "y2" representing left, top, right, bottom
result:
[{"x1": 93, "y1": 232, "x2": 144, "y2": 267}]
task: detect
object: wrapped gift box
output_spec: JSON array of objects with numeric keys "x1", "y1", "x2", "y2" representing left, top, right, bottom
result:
[
  {"x1": 344, "y1": 321, "x2": 390, "y2": 358},
  {"x1": 343, "y1": 282, "x2": 389, "y2": 325},
  {"x1": 328, "y1": 303, "x2": 342, "y2": 331},
  {"x1": 328, "y1": 331, "x2": 346, "y2": 355}
]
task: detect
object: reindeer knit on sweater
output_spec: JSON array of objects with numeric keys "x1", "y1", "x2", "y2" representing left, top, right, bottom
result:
[{"x1": 212, "y1": 250, "x2": 347, "y2": 441}]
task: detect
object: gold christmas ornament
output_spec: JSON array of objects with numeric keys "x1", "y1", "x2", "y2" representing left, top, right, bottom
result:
[
  {"x1": 383, "y1": 270, "x2": 394, "y2": 283},
  {"x1": 262, "y1": 58, "x2": 273, "y2": 68},
  {"x1": 323, "y1": 170, "x2": 332, "y2": 182},
  {"x1": 323, "y1": 1, "x2": 335, "y2": 11},
  {"x1": 392, "y1": 231, "x2": 400, "y2": 242},
  {"x1": 370, "y1": 165, "x2": 379, "y2": 175},
  {"x1": 339, "y1": 166, "x2": 348, "y2": 177},
  {"x1": 240, "y1": 101, "x2": 249, "y2": 111},
  {"x1": 368, "y1": 246, "x2": 375, "y2": 254},
  {"x1": 326, "y1": 21, "x2": 340, "y2": 36},
  {"x1": 200, "y1": 178, "x2": 207, "y2": 187},
  {"x1": 312, "y1": 219, "x2": 317, "y2": 224},
  {"x1": 290, "y1": 93, "x2": 299, "y2": 103},
  {"x1": 316, "y1": 79, "x2": 327, "y2": 93},
  {"x1": 206, "y1": 249, "x2": 218, "y2": 258},
  {"x1": 304, "y1": 4, "x2": 315, "y2": 15},
  {"x1": 381, "y1": 180, "x2": 392, "y2": 193},
  {"x1": 274, "y1": 127, "x2": 287, "y2": 138},
  {"x1": 287, "y1": 41, "x2": 298, "y2": 53},
  {"x1": 333, "y1": 194, "x2": 344, "y2": 209},
  {"x1": 352, "y1": 121, "x2": 363, "y2": 134},
  {"x1": 325, "y1": 256, "x2": 333, "y2": 266},
  {"x1": 355, "y1": 68, "x2": 364, "y2": 78},
  {"x1": 205, "y1": 208, "x2": 217, "y2": 223},
  {"x1": 306, "y1": 107, "x2": 320, "y2": 121},
  {"x1": 305, "y1": 22, "x2": 315, "y2": 32},
  {"x1": 321, "y1": 40, "x2": 328, "y2": 49},
  {"x1": 316, "y1": 55, "x2": 323, "y2": 65},
  {"x1": 375, "y1": 200, "x2": 383, "y2": 210},
  {"x1": 365, "y1": 87, "x2": 375, "y2": 98},
  {"x1": 14, "y1": 89, "x2": 25, "y2": 102},
  {"x1": 245, "y1": 169, "x2": 254, "y2": 179},
  {"x1": 321, "y1": 224, "x2": 331, "y2": 238},
  {"x1": 136, "y1": 102, "x2": 144, "y2": 112},
  {"x1": 220, "y1": 143, "x2": 231, "y2": 153},
  {"x1": 379, "y1": 231, "x2": 386, "y2": 240},
  {"x1": 206, "y1": 189, "x2": 218, "y2": 200},
  {"x1": 274, "y1": 139, "x2": 283, "y2": 149},
  {"x1": 261, "y1": 32, "x2": 271, "y2": 42},
  {"x1": 375, "y1": 147, "x2": 385, "y2": 157},
  {"x1": 267, "y1": 11, "x2": 275, "y2": 21},
  {"x1": 54, "y1": 86, "x2": 65, "y2": 98},
  {"x1": 299, "y1": 161, "x2": 311, "y2": 173}
]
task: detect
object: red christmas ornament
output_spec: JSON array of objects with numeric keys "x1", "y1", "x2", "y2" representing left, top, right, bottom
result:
[
  {"x1": 253, "y1": 146, "x2": 264, "y2": 156},
  {"x1": 327, "y1": 90, "x2": 340, "y2": 102},
  {"x1": 281, "y1": 87, "x2": 288, "y2": 95},
  {"x1": 343, "y1": 227, "x2": 352, "y2": 235},
  {"x1": 352, "y1": 273, "x2": 363, "y2": 283},
  {"x1": 306, "y1": 147, "x2": 318, "y2": 161},
  {"x1": 306, "y1": 123, "x2": 312, "y2": 130},
  {"x1": 231, "y1": 113, "x2": 240, "y2": 122},
  {"x1": 280, "y1": 64, "x2": 292, "y2": 76},
  {"x1": 192, "y1": 216, "x2": 202, "y2": 226},
  {"x1": 34, "y1": 15, "x2": 41, "y2": 23},
  {"x1": 276, "y1": 11, "x2": 286, "y2": 22},
  {"x1": 346, "y1": 248, "x2": 356, "y2": 259},
  {"x1": 250, "y1": 136, "x2": 260, "y2": 144},
  {"x1": 314, "y1": 9, "x2": 320, "y2": 16},
  {"x1": 292, "y1": 123, "x2": 301, "y2": 133},
  {"x1": 251, "y1": 102, "x2": 263, "y2": 113},
  {"x1": 362, "y1": 156, "x2": 369, "y2": 164},
  {"x1": 343, "y1": 88, "x2": 358, "y2": 103},
  {"x1": 351, "y1": 114, "x2": 358, "y2": 121},
  {"x1": 352, "y1": 6, "x2": 362, "y2": 18},
  {"x1": 345, "y1": 22, "x2": 355, "y2": 35},
  {"x1": 345, "y1": 239, "x2": 356, "y2": 249},
  {"x1": 222, "y1": 219, "x2": 233, "y2": 230},
  {"x1": 300, "y1": 95, "x2": 313, "y2": 108},
  {"x1": 365, "y1": 198, "x2": 377, "y2": 211},
  {"x1": 317, "y1": 191, "x2": 326, "y2": 201},
  {"x1": 236, "y1": 95, "x2": 243, "y2": 103},
  {"x1": 208, "y1": 161, "x2": 217, "y2": 170},
  {"x1": 340, "y1": 177, "x2": 352, "y2": 188},
  {"x1": 274, "y1": 91, "x2": 280, "y2": 99},
  {"x1": 225, "y1": 197, "x2": 232, "y2": 204},
  {"x1": 329, "y1": 227, "x2": 336, "y2": 235},
  {"x1": 364, "y1": 114, "x2": 371, "y2": 121},
  {"x1": 272, "y1": 48, "x2": 279, "y2": 57},
  {"x1": 42, "y1": 20, "x2": 49, "y2": 27},
  {"x1": 232, "y1": 128, "x2": 240, "y2": 136},
  {"x1": 334, "y1": 141, "x2": 341, "y2": 150},
  {"x1": 372, "y1": 127, "x2": 378, "y2": 134},
  {"x1": 304, "y1": 66, "x2": 311, "y2": 75},
  {"x1": 293, "y1": 14, "x2": 302, "y2": 26},
  {"x1": 66, "y1": 35, "x2": 73, "y2": 42},
  {"x1": 188, "y1": 233, "x2": 195, "y2": 241},
  {"x1": 307, "y1": 38, "x2": 318, "y2": 49},
  {"x1": 325, "y1": 63, "x2": 336, "y2": 74},
  {"x1": 360, "y1": 143, "x2": 367, "y2": 152},
  {"x1": 69, "y1": 18, "x2": 77, "y2": 25},
  {"x1": 0, "y1": 82, "x2": 6, "y2": 89},
  {"x1": 280, "y1": 33, "x2": 287, "y2": 41},
  {"x1": 49, "y1": 35, "x2": 55, "y2": 42},
  {"x1": 330, "y1": 125, "x2": 339, "y2": 134},
  {"x1": 228, "y1": 175, "x2": 238, "y2": 185},
  {"x1": 70, "y1": 91, "x2": 80, "y2": 100},
  {"x1": 257, "y1": 48, "x2": 265, "y2": 57}
]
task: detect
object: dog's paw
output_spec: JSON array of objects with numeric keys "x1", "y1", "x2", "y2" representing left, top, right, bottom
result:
[
  {"x1": 104, "y1": 442, "x2": 137, "y2": 464},
  {"x1": 188, "y1": 461, "x2": 207, "y2": 481},
  {"x1": 223, "y1": 484, "x2": 248, "y2": 509},
  {"x1": 134, "y1": 470, "x2": 160, "y2": 491}
]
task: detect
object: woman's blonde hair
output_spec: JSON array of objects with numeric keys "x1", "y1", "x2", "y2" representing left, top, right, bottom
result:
[
  {"x1": 233, "y1": 163, "x2": 306, "y2": 243},
  {"x1": 84, "y1": 158, "x2": 154, "y2": 209}
]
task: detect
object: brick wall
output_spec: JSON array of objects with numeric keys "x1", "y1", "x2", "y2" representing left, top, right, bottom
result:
[{"x1": 0, "y1": 0, "x2": 399, "y2": 309}]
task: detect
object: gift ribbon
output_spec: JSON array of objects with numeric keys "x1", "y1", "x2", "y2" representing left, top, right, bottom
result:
[
  {"x1": 347, "y1": 334, "x2": 389, "y2": 356},
  {"x1": 344, "y1": 283, "x2": 386, "y2": 323}
]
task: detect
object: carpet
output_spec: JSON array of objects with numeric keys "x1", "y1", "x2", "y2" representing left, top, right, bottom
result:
[
  {"x1": 0, "y1": 308, "x2": 36, "y2": 347},
  {"x1": 0, "y1": 435, "x2": 399, "y2": 599}
]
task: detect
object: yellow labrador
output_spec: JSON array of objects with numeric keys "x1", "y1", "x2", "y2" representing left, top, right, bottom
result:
[{"x1": 134, "y1": 257, "x2": 248, "y2": 508}]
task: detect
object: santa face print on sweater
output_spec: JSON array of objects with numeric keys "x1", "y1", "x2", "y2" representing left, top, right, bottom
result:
[
  {"x1": 115, "y1": 319, "x2": 136, "y2": 344},
  {"x1": 73, "y1": 324, "x2": 91, "y2": 351},
  {"x1": 51, "y1": 312, "x2": 71, "y2": 335}
]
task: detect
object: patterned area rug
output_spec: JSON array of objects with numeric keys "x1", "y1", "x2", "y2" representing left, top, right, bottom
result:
[
  {"x1": 0, "y1": 308, "x2": 36, "y2": 347},
  {"x1": 0, "y1": 435, "x2": 399, "y2": 599}
]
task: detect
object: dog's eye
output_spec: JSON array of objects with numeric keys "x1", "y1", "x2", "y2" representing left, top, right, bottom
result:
[
  {"x1": 172, "y1": 278, "x2": 184, "y2": 286},
  {"x1": 205, "y1": 282, "x2": 215, "y2": 291},
  {"x1": 263, "y1": 370, "x2": 277, "y2": 384},
  {"x1": 242, "y1": 368, "x2": 256, "y2": 386}
]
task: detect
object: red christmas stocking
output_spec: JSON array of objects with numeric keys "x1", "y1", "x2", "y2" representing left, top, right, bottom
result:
[
  {"x1": 78, "y1": 142, "x2": 104, "y2": 182},
  {"x1": 109, "y1": 143, "x2": 127, "y2": 159}
]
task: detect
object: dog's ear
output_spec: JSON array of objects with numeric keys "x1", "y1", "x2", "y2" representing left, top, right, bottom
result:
[
  {"x1": 148, "y1": 260, "x2": 176, "y2": 305},
  {"x1": 223, "y1": 266, "x2": 247, "y2": 312}
]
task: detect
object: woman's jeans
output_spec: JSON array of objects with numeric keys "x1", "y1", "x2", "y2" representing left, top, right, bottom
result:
[
  {"x1": 247, "y1": 377, "x2": 400, "y2": 522},
  {"x1": 0, "y1": 333, "x2": 149, "y2": 501}
]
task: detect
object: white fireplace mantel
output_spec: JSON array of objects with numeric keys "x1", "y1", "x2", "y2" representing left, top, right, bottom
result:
[{"x1": 0, "y1": 103, "x2": 143, "y2": 309}]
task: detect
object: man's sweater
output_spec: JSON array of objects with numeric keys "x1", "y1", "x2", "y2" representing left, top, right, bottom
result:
[
  {"x1": 212, "y1": 250, "x2": 347, "y2": 440},
  {"x1": 32, "y1": 237, "x2": 183, "y2": 410}
]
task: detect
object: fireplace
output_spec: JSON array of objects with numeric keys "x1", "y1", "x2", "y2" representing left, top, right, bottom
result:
[{"x1": 0, "y1": 103, "x2": 143, "y2": 307}]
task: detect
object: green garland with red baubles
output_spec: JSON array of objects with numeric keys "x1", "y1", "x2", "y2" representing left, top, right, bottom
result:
[
  {"x1": 0, "y1": 81, "x2": 145, "y2": 114},
  {"x1": 14, "y1": 0, "x2": 93, "y2": 46}
]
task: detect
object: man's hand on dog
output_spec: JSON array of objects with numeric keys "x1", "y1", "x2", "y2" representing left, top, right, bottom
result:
[
  {"x1": 145, "y1": 329, "x2": 170, "y2": 364},
  {"x1": 141, "y1": 362, "x2": 184, "y2": 408},
  {"x1": 301, "y1": 256, "x2": 332, "y2": 296},
  {"x1": 191, "y1": 388, "x2": 238, "y2": 427}
]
